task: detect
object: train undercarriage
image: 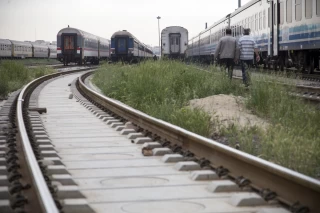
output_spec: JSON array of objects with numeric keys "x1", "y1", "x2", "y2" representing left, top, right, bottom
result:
[
  {"x1": 188, "y1": 49, "x2": 320, "y2": 74},
  {"x1": 260, "y1": 50, "x2": 320, "y2": 73}
]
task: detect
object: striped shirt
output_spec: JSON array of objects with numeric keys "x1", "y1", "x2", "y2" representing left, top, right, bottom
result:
[{"x1": 238, "y1": 35, "x2": 257, "y2": 60}]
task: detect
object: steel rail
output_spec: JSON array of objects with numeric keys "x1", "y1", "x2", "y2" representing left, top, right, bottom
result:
[
  {"x1": 16, "y1": 67, "x2": 96, "y2": 212},
  {"x1": 79, "y1": 71, "x2": 320, "y2": 212}
]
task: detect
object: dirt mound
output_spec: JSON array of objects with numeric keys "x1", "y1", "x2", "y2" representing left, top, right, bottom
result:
[{"x1": 189, "y1": 94, "x2": 268, "y2": 130}]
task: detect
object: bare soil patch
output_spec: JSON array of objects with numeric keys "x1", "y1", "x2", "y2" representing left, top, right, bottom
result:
[{"x1": 189, "y1": 94, "x2": 268, "y2": 130}]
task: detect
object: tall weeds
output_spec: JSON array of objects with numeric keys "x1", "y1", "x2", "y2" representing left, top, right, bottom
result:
[
  {"x1": 0, "y1": 60, "x2": 54, "y2": 98},
  {"x1": 93, "y1": 60, "x2": 245, "y2": 136}
]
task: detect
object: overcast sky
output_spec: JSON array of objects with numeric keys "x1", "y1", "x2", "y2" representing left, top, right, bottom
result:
[{"x1": 0, "y1": 0, "x2": 250, "y2": 46}]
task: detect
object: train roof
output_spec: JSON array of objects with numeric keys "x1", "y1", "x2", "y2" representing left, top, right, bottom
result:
[
  {"x1": 111, "y1": 30, "x2": 151, "y2": 51},
  {"x1": 161, "y1": 26, "x2": 188, "y2": 33},
  {"x1": 230, "y1": 0, "x2": 260, "y2": 17},
  {"x1": 111, "y1": 30, "x2": 136, "y2": 38},
  {"x1": 57, "y1": 27, "x2": 108, "y2": 41},
  {"x1": 47, "y1": 44, "x2": 56, "y2": 49},
  {"x1": 189, "y1": 16, "x2": 228, "y2": 41},
  {"x1": 30, "y1": 42, "x2": 49, "y2": 48},
  {"x1": 189, "y1": 0, "x2": 260, "y2": 41},
  {"x1": 0, "y1": 39, "x2": 11, "y2": 45},
  {"x1": 10, "y1": 40, "x2": 32, "y2": 47},
  {"x1": 97, "y1": 36, "x2": 110, "y2": 44}
]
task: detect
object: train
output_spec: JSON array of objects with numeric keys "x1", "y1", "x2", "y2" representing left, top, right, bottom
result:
[
  {"x1": 110, "y1": 30, "x2": 153, "y2": 62},
  {"x1": 57, "y1": 27, "x2": 110, "y2": 65},
  {"x1": 161, "y1": 26, "x2": 188, "y2": 59},
  {"x1": 186, "y1": 0, "x2": 320, "y2": 73},
  {"x1": 0, "y1": 38, "x2": 57, "y2": 59}
]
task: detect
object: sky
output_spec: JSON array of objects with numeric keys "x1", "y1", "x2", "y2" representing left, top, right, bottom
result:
[{"x1": 0, "y1": 0, "x2": 250, "y2": 46}]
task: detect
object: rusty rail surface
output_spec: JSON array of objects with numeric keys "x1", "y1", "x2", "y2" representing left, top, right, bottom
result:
[
  {"x1": 16, "y1": 67, "x2": 96, "y2": 212},
  {"x1": 79, "y1": 71, "x2": 320, "y2": 213}
]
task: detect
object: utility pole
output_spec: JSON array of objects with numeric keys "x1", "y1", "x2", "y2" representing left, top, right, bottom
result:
[
  {"x1": 157, "y1": 16, "x2": 161, "y2": 56},
  {"x1": 238, "y1": 0, "x2": 241, "y2": 8}
]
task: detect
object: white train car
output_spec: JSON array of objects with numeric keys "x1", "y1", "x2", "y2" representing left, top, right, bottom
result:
[
  {"x1": 48, "y1": 44, "x2": 57, "y2": 59},
  {"x1": 187, "y1": 17, "x2": 229, "y2": 63},
  {"x1": 161, "y1": 26, "x2": 188, "y2": 59},
  {"x1": 0, "y1": 39, "x2": 12, "y2": 58},
  {"x1": 11, "y1": 40, "x2": 32, "y2": 59},
  {"x1": 32, "y1": 43, "x2": 49, "y2": 58},
  {"x1": 57, "y1": 27, "x2": 108, "y2": 65},
  {"x1": 187, "y1": 0, "x2": 320, "y2": 72},
  {"x1": 98, "y1": 37, "x2": 110, "y2": 60}
]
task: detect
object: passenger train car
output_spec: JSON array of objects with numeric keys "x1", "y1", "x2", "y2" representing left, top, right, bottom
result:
[
  {"x1": 57, "y1": 27, "x2": 110, "y2": 65},
  {"x1": 48, "y1": 45, "x2": 57, "y2": 59},
  {"x1": 111, "y1": 30, "x2": 153, "y2": 62},
  {"x1": 0, "y1": 38, "x2": 57, "y2": 59},
  {"x1": 161, "y1": 26, "x2": 188, "y2": 59},
  {"x1": 187, "y1": 0, "x2": 320, "y2": 73},
  {"x1": 0, "y1": 39, "x2": 13, "y2": 59}
]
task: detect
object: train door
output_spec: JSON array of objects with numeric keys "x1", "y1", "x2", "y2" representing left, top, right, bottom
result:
[
  {"x1": 169, "y1": 34, "x2": 180, "y2": 54},
  {"x1": 98, "y1": 40, "x2": 100, "y2": 59},
  {"x1": 62, "y1": 34, "x2": 76, "y2": 54},
  {"x1": 270, "y1": 0, "x2": 279, "y2": 57},
  {"x1": 116, "y1": 37, "x2": 127, "y2": 54}
]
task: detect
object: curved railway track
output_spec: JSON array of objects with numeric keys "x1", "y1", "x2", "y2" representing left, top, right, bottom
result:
[{"x1": 1, "y1": 68, "x2": 320, "y2": 212}]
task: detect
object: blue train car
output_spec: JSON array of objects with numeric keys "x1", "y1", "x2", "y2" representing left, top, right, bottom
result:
[{"x1": 111, "y1": 30, "x2": 153, "y2": 62}]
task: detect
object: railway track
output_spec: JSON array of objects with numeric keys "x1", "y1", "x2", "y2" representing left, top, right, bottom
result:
[{"x1": 1, "y1": 68, "x2": 320, "y2": 212}]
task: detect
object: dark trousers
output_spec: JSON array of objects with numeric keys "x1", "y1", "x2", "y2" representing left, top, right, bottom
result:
[
  {"x1": 240, "y1": 60, "x2": 253, "y2": 86},
  {"x1": 219, "y1": 58, "x2": 234, "y2": 79}
]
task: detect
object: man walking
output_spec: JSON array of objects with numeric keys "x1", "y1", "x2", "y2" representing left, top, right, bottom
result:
[
  {"x1": 238, "y1": 28, "x2": 260, "y2": 86},
  {"x1": 214, "y1": 28, "x2": 238, "y2": 79}
]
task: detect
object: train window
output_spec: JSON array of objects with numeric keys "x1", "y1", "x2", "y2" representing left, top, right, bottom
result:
[
  {"x1": 317, "y1": 0, "x2": 320, "y2": 15},
  {"x1": 305, "y1": 0, "x2": 312, "y2": 19},
  {"x1": 251, "y1": 16, "x2": 254, "y2": 30},
  {"x1": 263, "y1": 10, "x2": 266, "y2": 28},
  {"x1": 259, "y1": 12, "x2": 262, "y2": 30},
  {"x1": 268, "y1": 7, "x2": 270, "y2": 27},
  {"x1": 255, "y1": 14, "x2": 258, "y2": 30},
  {"x1": 295, "y1": 0, "x2": 302, "y2": 21},
  {"x1": 287, "y1": 0, "x2": 292, "y2": 22},
  {"x1": 280, "y1": 2, "x2": 284, "y2": 24}
]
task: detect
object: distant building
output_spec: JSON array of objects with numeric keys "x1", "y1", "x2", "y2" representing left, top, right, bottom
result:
[{"x1": 51, "y1": 41, "x2": 57, "y2": 45}]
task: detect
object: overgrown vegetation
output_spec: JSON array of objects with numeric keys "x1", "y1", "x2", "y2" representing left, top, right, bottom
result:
[
  {"x1": 0, "y1": 60, "x2": 55, "y2": 98},
  {"x1": 93, "y1": 60, "x2": 320, "y2": 177},
  {"x1": 94, "y1": 60, "x2": 245, "y2": 136}
]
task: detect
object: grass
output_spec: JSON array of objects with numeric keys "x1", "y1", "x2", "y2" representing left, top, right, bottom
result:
[
  {"x1": 0, "y1": 60, "x2": 55, "y2": 98},
  {"x1": 93, "y1": 60, "x2": 246, "y2": 136},
  {"x1": 93, "y1": 60, "x2": 320, "y2": 178},
  {"x1": 20, "y1": 58, "x2": 60, "y2": 65}
]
